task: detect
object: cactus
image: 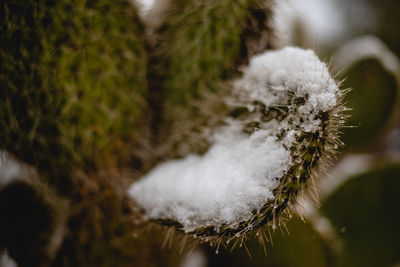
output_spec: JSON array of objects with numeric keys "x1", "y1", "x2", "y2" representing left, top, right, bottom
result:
[
  {"x1": 0, "y1": 0, "x2": 147, "y2": 186},
  {"x1": 154, "y1": 0, "x2": 274, "y2": 105},
  {"x1": 129, "y1": 47, "x2": 346, "y2": 245},
  {"x1": 1, "y1": 0, "x2": 150, "y2": 265},
  {"x1": 145, "y1": 0, "x2": 275, "y2": 148},
  {"x1": 0, "y1": 0, "x2": 351, "y2": 265}
]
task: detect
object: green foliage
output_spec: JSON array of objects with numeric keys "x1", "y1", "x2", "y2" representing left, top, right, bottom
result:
[{"x1": 321, "y1": 163, "x2": 400, "y2": 267}]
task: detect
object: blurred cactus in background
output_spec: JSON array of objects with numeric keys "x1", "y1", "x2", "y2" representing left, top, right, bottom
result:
[{"x1": 1, "y1": 0, "x2": 400, "y2": 266}]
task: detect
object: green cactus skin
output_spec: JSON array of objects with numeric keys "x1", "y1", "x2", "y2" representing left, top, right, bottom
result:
[
  {"x1": 146, "y1": 0, "x2": 275, "y2": 144},
  {"x1": 0, "y1": 3, "x2": 151, "y2": 264},
  {"x1": 159, "y1": 0, "x2": 274, "y2": 104},
  {"x1": 0, "y1": 0, "x2": 147, "y2": 185}
]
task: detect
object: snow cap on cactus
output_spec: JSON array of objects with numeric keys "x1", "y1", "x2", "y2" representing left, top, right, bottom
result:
[{"x1": 129, "y1": 47, "x2": 345, "y2": 242}]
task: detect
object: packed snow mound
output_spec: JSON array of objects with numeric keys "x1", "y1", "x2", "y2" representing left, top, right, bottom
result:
[{"x1": 129, "y1": 47, "x2": 339, "y2": 232}]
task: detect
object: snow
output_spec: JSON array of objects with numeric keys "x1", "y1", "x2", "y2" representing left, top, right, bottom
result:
[
  {"x1": 130, "y1": 131, "x2": 290, "y2": 231},
  {"x1": 129, "y1": 47, "x2": 339, "y2": 232},
  {"x1": 236, "y1": 47, "x2": 337, "y2": 113}
]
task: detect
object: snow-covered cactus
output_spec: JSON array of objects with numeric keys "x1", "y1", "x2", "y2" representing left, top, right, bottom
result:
[
  {"x1": 129, "y1": 47, "x2": 346, "y2": 243},
  {"x1": 0, "y1": 0, "x2": 349, "y2": 264}
]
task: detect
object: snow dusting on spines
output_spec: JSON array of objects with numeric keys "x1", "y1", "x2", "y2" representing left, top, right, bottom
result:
[{"x1": 129, "y1": 47, "x2": 345, "y2": 243}]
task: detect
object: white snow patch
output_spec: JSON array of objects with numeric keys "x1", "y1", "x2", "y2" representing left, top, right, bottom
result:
[
  {"x1": 130, "y1": 131, "x2": 290, "y2": 231},
  {"x1": 129, "y1": 47, "x2": 339, "y2": 232},
  {"x1": 236, "y1": 47, "x2": 338, "y2": 112}
]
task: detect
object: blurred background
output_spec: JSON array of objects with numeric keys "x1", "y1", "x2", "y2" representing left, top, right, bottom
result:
[{"x1": 1, "y1": 0, "x2": 400, "y2": 266}]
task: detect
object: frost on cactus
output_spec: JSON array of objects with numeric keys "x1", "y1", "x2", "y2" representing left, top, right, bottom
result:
[{"x1": 129, "y1": 47, "x2": 345, "y2": 242}]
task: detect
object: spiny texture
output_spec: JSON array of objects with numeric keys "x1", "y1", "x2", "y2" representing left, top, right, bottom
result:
[
  {"x1": 129, "y1": 47, "x2": 346, "y2": 243},
  {"x1": 0, "y1": 1, "x2": 147, "y2": 182},
  {"x1": 157, "y1": 0, "x2": 274, "y2": 104},
  {"x1": 147, "y1": 0, "x2": 275, "y2": 145}
]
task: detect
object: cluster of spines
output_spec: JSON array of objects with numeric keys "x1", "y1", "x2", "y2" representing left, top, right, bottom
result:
[
  {"x1": 153, "y1": 84, "x2": 348, "y2": 251},
  {"x1": 132, "y1": 0, "x2": 348, "y2": 248}
]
